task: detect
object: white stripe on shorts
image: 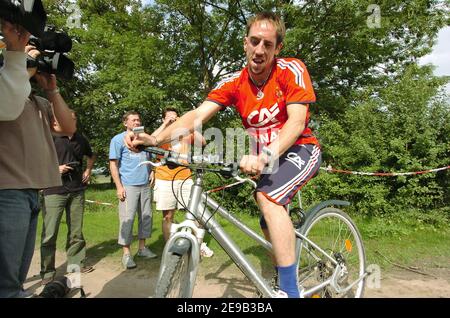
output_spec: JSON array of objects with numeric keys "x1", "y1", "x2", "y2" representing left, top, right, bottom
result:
[{"x1": 268, "y1": 146, "x2": 321, "y2": 202}]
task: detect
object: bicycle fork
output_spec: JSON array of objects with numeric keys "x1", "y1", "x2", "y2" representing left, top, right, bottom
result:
[{"x1": 157, "y1": 220, "x2": 206, "y2": 298}]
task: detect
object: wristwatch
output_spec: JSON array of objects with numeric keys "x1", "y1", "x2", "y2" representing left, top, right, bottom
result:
[
  {"x1": 261, "y1": 147, "x2": 273, "y2": 163},
  {"x1": 260, "y1": 147, "x2": 274, "y2": 173}
]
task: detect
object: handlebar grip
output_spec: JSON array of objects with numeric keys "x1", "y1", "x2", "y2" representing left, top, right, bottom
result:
[
  {"x1": 143, "y1": 146, "x2": 167, "y2": 156},
  {"x1": 220, "y1": 163, "x2": 239, "y2": 178}
]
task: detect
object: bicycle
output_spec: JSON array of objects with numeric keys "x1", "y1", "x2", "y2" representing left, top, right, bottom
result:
[{"x1": 142, "y1": 146, "x2": 367, "y2": 298}]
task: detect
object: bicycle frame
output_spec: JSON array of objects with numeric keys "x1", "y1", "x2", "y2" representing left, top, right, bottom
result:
[
  {"x1": 202, "y1": 189, "x2": 367, "y2": 298},
  {"x1": 156, "y1": 170, "x2": 365, "y2": 298}
]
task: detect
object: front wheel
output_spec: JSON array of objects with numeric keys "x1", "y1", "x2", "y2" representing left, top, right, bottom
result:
[
  {"x1": 154, "y1": 252, "x2": 192, "y2": 298},
  {"x1": 296, "y1": 207, "x2": 366, "y2": 298}
]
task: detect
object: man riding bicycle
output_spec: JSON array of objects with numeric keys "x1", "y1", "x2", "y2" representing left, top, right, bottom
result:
[{"x1": 126, "y1": 12, "x2": 321, "y2": 298}]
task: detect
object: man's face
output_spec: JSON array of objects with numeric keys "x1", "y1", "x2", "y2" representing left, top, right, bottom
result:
[
  {"x1": 0, "y1": 19, "x2": 29, "y2": 48},
  {"x1": 52, "y1": 112, "x2": 76, "y2": 131},
  {"x1": 164, "y1": 111, "x2": 178, "y2": 126},
  {"x1": 124, "y1": 114, "x2": 141, "y2": 130},
  {"x1": 0, "y1": 19, "x2": 10, "y2": 48},
  {"x1": 244, "y1": 20, "x2": 282, "y2": 78}
]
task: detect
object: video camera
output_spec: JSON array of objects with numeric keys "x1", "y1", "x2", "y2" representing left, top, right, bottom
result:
[
  {"x1": 0, "y1": 1, "x2": 74, "y2": 80},
  {"x1": 0, "y1": 0, "x2": 46, "y2": 37},
  {"x1": 26, "y1": 26, "x2": 75, "y2": 80}
]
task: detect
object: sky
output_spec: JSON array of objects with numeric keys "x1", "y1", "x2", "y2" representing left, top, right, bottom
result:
[
  {"x1": 422, "y1": 26, "x2": 450, "y2": 77},
  {"x1": 419, "y1": 26, "x2": 450, "y2": 85}
]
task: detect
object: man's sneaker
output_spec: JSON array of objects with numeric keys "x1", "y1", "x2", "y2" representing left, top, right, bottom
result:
[
  {"x1": 18, "y1": 288, "x2": 34, "y2": 298},
  {"x1": 270, "y1": 273, "x2": 279, "y2": 291},
  {"x1": 40, "y1": 276, "x2": 54, "y2": 286},
  {"x1": 122, "y1": 254, "x2": 137, "y2": 269},
  {"x1": 136, "y1": 247, "x2": 157, "y2": 259},
  {"x1": 66, "y1": 265, "x2": 95, "y2": 274},
  {"x1": 200, "y1": 242, "x2": 214, "y2": 258},
  {"x1": 274, "y1": 290, "x2": 288, "y2": 298},
  {"x1": 81, "y1": 265, "x2": 95, "y2": 273}
]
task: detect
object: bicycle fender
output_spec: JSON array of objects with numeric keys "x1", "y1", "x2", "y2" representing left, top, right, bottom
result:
[
  {"x1": 306, "y1": 200, "x2": 350, "y2": 216},
  {"x1": 168, "y1": 237, "x2": 192, "y2": 255}
]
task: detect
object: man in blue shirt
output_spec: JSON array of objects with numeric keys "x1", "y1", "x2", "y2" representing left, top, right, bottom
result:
[{"x1": 109, "y1": 111, "x2": 156, "y2": 269}]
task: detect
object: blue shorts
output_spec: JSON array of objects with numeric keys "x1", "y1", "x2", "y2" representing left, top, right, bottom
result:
[{"x1": 257, "y1": 144, "x2": 321, "y2": 229}]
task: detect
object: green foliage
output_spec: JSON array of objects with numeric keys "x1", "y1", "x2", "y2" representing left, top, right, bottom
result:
[
  {"x1": 316, "y1": 65, "x2": 449, "y2": 216},
  {"x1": 202, "y1": 173, "x2": 260, "y2": 217},
  {"x1": 42, "y1": 182, "x2": 449, "y2": 270},
  {"x1": 38, "y1": 0, "x2": 449, "y2": 220}
]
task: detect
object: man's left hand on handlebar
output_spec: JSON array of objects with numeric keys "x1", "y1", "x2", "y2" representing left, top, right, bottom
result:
[{"x1": 239, "y1": 154, "x2": 268, "y2": 176}]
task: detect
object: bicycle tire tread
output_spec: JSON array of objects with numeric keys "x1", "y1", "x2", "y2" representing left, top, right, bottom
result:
[{"x1": 154, "y1": 252, "x2": 190, "y2": 298}]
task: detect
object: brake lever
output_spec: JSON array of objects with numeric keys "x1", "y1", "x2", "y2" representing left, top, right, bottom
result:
[
  {"x1": 234, "y1": 175, "x2": 257, "y2": 188},
  {"x1": 138, "y1": 161, "x2": 162, "y2": 168}
]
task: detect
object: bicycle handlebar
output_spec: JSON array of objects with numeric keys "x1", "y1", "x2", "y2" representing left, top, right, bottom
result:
[{"x1": 141, "y1": 146, "x2": 239, "y2": 178}]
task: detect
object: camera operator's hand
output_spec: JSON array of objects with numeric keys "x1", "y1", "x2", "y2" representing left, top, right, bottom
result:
[
  {"x1": 0, "y1": 20, "x2": 30, "y2": 52},
  {"x1": 25, "y1": 45, "x2": 39, "y2": 77},
  {"x1": 33, "y1": 71, "x2": 58, "y2": 92},
  {"x1": 25, "y1": 45, "x2": 39, "y2": 58},
  {"x1": 24, "y1": 45, "x2": 58, "y2": 91}
]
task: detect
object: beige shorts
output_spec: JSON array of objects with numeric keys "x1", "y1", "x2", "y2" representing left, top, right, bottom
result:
[{"x1": 154, "y1": 179, "x2": 193, "y2": 210}]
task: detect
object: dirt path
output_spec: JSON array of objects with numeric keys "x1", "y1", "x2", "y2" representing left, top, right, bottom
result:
[{"x1": 24, "y1": 250, "x2": 450, "y2": 298}]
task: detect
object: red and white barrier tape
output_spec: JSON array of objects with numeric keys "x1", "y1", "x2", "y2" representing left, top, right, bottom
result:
[
  {"x1": 85, "y1": 199, "x2": 114, "y2": 206},
  {"x1": 320, "y1": 165, "x2": 450, "y2": 177},
  {"x1": 207, "y1": 165, "x2": 450, "y2": 192}
]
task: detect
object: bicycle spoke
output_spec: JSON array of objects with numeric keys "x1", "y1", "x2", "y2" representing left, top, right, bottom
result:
[{"x1": 297, "y1": 208, "x2": 366, "y2": 298}]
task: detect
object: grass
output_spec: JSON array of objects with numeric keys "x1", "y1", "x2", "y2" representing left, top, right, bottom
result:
[{"x1": 36, "y1": 180, "x2": 450, "y2": 275}]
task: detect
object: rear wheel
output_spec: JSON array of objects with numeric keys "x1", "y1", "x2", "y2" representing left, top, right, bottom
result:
[
  {"x1": 296, "y1": 208, "x2": 366, "y2": 298},
  {"x1": 154, "y1": 252, "x2": 192, "y2": 298}
]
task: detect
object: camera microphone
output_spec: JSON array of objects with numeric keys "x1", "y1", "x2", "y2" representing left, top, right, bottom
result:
[
  {"x1": 40, "y1": 30, "x2": 72, "y2": 52},
  {"x1": 29, "y1": 28, "x2": 72, "y2": 53}
]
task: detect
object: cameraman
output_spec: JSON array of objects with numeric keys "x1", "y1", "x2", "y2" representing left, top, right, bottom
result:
[
  {"x1": 0, "y1": 19, "x2": 31, "y2": 120},
  {"x1": 0, "y1": 44, "x2": 76, "y2": 298}
]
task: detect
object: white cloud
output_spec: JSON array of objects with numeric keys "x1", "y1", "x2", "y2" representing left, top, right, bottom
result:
[
  {"x1": 420, "y1": 26, "x2": 450, "y2": 94},
  {"x1": 420, "y1": 26, "x2": 450, "y2": 76},
  {"x1": 142, "y1": 0, "x2": 154, "y2": 6}
]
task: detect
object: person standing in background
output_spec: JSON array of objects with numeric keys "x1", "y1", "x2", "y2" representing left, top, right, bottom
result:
[
  {"x1": 40, "y1": 111, "x2": 96, "y2": 285},
  {"x1": 109, "y1": 111, "x2": 157, "y2": 270}
]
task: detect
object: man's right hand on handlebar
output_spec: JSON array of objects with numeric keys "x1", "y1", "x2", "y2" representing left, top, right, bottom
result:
[{"x1": 124, "y1": 131, "x2": 157, "y2": 152}]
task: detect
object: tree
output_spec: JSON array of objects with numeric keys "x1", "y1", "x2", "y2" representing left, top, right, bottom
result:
[
  {"x1": 313, "y1": 65, "x2": 449, "y2": 215},
  {"x1": 39, "y1": 0, "x2": 449, "y2": 198}
]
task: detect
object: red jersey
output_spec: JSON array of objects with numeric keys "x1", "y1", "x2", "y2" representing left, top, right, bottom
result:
[{"x1": 207, "y1": 58, "x2": 318, "y2": 147}]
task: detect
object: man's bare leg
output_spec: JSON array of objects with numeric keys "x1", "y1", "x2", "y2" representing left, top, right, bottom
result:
[
  {"x1": 257, "y1": 192, "x2": 298, "y2": 297},
  {"x1": 162, "y1": 209, "x2": 175, "y2": 241}
]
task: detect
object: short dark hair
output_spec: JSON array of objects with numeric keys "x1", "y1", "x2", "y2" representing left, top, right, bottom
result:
[
  {"x1": 162, "y1": 107, "x2": 178, "y2": 118},
  {"x1": 246, "y1": 12, "x2": 286, "y2": 46},
  {"x1": 122, "y1": 111, "x2": 140, "y2": 122}
]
